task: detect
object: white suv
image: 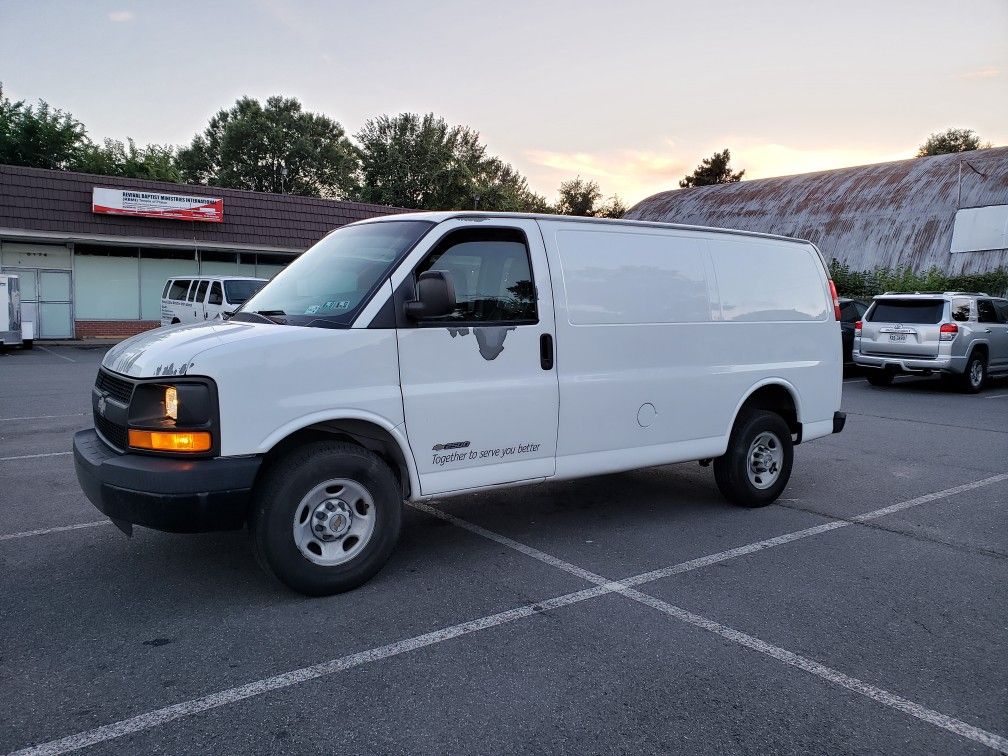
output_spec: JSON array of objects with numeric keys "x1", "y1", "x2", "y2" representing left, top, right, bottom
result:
[{"x1": 853, "y1": 292, "x2": 1008, "y2": 392}]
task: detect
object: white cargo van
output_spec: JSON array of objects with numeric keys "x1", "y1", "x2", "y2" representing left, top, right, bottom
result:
[
  {"x1": 160, "y1": 275, "x2": 267, "y2": 326},
  {"x1": 75, "y1": 213, "x2": 845, "y2": 595}
]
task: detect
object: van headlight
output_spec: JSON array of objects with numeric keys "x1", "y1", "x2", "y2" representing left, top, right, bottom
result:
[
  {"x1": 127, "y1": 381, "x2": 215, "y2": 454},
  {"x1": 164, "y1": 386, "x2": 178, "y2": 421}
]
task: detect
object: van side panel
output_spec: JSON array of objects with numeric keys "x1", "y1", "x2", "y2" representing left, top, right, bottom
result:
[{"x1": 540, "y1": 221, "x2": 840, "y2": 479}]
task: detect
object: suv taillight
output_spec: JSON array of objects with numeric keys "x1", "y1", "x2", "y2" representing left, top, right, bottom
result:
[
  {"x1": 828, "y1": 280, "x2": 841, "y2": 321},
  {"x1": 939, "y1": 323, "x2": 958, "y2": 342},
  {"x1": 854, "y1": 320, "x2": 862, "y2": 335}
]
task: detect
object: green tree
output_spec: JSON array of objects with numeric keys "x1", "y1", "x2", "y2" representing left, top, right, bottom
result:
[
  {"x1": 679, "y1": 148, "x2": 744, "y2": 188},
  {"x1": 555, "y1": 177, "x2": 601, "y2": 216},
  {"x1": 177, "y1": 95, "x2": 358, "y2": 197},
  {"x1": 355, "y1": 112, "x2": 543, "y2": 211},
  {"x1": 0, "y1": 84, "x2": 90, "y2": 170},
  {"x1": 554, "y1": 177, "x2": 625, "y2": 217},
  {"x1": 916, "y1": 127, "x2": 990, "y2": 157},
  {"x1": 77, "y1": 138, "x2": 181, "y2": 182}
]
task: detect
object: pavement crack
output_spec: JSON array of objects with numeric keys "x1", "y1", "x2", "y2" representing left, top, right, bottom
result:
[
  {"x1": 774, "y1": 502, "x2": 1008, "y2": 561},
  {"x1": 844, "y1": 411, "x2": 1008, "y2": 435}
]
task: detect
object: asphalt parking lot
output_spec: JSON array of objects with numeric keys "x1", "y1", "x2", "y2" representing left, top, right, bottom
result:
[{"x1": 1, "y1": 344, "x2": 1006, "y2": 755}]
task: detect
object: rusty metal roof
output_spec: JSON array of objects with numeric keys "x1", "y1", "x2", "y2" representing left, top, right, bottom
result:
[{"x1": 625, "y1": 147, "x2": 1008, "y2": 275}]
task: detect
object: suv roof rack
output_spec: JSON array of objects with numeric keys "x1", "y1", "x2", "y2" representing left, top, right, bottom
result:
[{"x1": 878, "y1": 291, "x2": 989, "y2": 296}]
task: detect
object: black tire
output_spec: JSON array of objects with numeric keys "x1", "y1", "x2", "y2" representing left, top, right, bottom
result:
[
  {"x1": 22, "y1": 339, "x2": 33, "y2": 350},
  {"x1": 959, "y1": 352, "x2": 987, "y2": 394},
  {"x1": 250, "y1": 440, "x2": 403, "y2": 596},
  {"x1": 171, "y1": 318, "x2": 180, "y2": 325},
  {"x1": 865, "y1": 369, "x2": 895, "y2": 386},
  {"x1": 713, "y1": 410, "x2": 794, "y2": 508}
]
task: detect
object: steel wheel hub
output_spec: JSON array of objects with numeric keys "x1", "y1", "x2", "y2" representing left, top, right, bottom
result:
[
  {"x1": 747, "y1": 431, "x2": 783, "y2": 490},
  {"x1": 292, "y1": 479, "x2": 376, "y2": 566},
  {"x1": 313, "y1": 499, "x2": 353, "y2": 540}
]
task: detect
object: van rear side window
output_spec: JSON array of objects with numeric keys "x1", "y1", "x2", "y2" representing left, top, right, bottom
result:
[
  {"x1": 168, "y1": 280, "x2": 190, "y2": 300},
  {"x1": 868, "y1": 299, "x2": 944, "y2": 324},
  {"x1": 709, "y1": 239, "x2": 828, "y2": 322},
  {"x1": 556, "y1": 229, "x2": 709, "y2": 324}
]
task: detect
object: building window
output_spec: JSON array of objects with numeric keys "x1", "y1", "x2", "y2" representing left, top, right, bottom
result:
[
  {"x1": 73, "y1": 245, "x2": 139, "y2": 320},
  {"x1": 140, "y1": 248, "x2": 198, "y2": 320}
]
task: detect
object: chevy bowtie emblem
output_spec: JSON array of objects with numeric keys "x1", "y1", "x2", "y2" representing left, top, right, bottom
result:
[{"x1": 97, "y1": 395, "x2": 107, "y2": 416}]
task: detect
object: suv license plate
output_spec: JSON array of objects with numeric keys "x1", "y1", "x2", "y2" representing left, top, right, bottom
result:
[{"x1": 888, "y1": 334, "x2": 907, "y2": 342}]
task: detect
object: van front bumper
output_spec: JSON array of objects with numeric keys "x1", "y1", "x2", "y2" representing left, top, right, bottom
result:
[
  {"x1": 73, "y1": 429, "x2": 260, "y2": 534},
  {"x1": 852, "y1": 352, "x2": 966, "y2": 375}
]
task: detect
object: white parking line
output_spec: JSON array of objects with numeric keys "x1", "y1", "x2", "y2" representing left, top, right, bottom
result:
[
  {"x1": 0, "y1": 521, "x2": 111, "y2": 542},
  {"x1": 412, "y1": 474, "x2": 1008, "y2": 752},
  {"x1": 11, "y1": 473, "x2": 1006, "y2": 755},
  {"x1": 622, "y1": 588, "x2": 1008, "y2": 754},
  {"x1": 36, "y1": 346, "x2": 75, "y2": 363},
  {"x1": 0, "y1": 413, "x2": 88, "y2": 422},
  {"x1": 984, "y1": 393, "x2": 1008, "y2": 400},
  {"x1": 0, "y1": 451, "x2": 72, "y2": 462}
]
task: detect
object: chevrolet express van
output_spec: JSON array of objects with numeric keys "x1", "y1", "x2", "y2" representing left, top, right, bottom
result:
[
  {"x1": 75, "y1": 213, "x2": 845, "y2": 596},
  {"x1": 160, "y1": 275, "x2": 267, "y2": 326}
]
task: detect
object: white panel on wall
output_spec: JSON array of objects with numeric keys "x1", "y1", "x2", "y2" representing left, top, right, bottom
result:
[
  {"x1": 951, "y1": 204, "x2": 1008, "y2": 253},
  {"x1": 1, "y1": 242, "x2": 72, "y2": 269},
  {"x1": 140, "y1": 251, "x2": 197, "y2": 320},
  {"x1": 74, "y1": 251, "x2": 140, "y2": 319}
]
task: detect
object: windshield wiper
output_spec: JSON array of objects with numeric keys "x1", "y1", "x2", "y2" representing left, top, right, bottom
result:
[{"x1": 232, "y1": 309, "x2": 287, "y2": 324}]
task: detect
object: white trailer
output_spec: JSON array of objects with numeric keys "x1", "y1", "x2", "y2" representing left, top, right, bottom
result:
[{"x1": 0, "y1": 274, "x2": 35, "y2": 349}]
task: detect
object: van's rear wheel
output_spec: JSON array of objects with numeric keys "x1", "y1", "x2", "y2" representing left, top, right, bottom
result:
[
  {"x1": 251, "y1": 440, "x2": 402, "y2": 596},
  {"x1": 714, "y1": 410, "x2": 793, "y2": 508}
]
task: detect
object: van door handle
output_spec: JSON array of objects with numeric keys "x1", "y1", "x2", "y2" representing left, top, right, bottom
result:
[{"x1": 540, "y1": 333, "x2": 554, "y2": 370}]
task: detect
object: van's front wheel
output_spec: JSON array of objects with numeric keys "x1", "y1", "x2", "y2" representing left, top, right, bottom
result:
[
  {"x1": 251, "y1": 441, "x2": 402, "y2": 596},
  {"x1": 713, "y1": 410, "x2": 793, "y2": 507}
]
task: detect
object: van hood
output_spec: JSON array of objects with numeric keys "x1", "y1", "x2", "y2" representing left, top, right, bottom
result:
[{"x1": 102, "y1": 321, "x2": 288, "y2": 378}]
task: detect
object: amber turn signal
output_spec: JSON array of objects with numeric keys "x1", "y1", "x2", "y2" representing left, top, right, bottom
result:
[{"x1": 128, "y1": 429, "x2": 212, "y2": 453}]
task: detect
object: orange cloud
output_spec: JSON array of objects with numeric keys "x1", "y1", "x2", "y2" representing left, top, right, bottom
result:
[
  {"x1": 959, "y1": 67, "x2": 1000, "y2": 80},
  {"x1": 522, "y1": 142, "x2": 687, "y2": 203}
]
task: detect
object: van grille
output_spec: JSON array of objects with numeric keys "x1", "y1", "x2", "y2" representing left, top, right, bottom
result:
[
  {"x1": 94, "y1": 412, "x2": 128, "y2": 451},
  {"x1": 95, "y1": 370, "x2": 134, "y2": 403}
]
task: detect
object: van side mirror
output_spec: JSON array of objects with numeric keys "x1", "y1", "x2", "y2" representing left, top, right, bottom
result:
[{"x1": 405, "y1": 270, "x2": 456, "y2": 320}]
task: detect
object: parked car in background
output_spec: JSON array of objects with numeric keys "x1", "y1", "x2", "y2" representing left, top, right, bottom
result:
[
  {"x1": 160, "y1": 276, "x2": 267, "y2": 326},
  {"x1": 839, "y1": 297, "x2": 869, "y2": 364},
  {"x1": 853, "y1": 291, "x2": 1008, "y2": 392}
]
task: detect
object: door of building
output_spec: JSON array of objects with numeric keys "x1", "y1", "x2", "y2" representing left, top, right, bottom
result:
[{"x1": 3, "y1": 268, "x2": 74, "y2": 338}]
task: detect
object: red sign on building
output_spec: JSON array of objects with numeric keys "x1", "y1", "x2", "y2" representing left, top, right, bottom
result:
[{"x1": 92, "y1": 187, "x2": 223, "y2": 223}]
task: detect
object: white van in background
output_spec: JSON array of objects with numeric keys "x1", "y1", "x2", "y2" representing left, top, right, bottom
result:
[
  {"x1": 77, "y1": 213, "x2": 845, "y2": 595},
  {"x1": 160, "y1": 276, "x2": 267, "y2": 326}
]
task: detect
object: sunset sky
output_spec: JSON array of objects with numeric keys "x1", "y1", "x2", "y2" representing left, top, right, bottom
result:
[{"x1": 1, "y1": 0, "x2": 1005, "y2": 205}]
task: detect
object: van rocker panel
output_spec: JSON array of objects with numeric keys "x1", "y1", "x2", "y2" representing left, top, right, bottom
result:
[{"x1": 73, "y1": 429, "x2": 260, "y2": 533}]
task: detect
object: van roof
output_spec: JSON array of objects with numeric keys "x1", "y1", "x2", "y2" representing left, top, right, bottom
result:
[
  {"x1": 167, "y1": 275, "x2": 267, "y2": 282},
  {"x1": 351, "y1": 210, "x2": 816, "y2": 247}
]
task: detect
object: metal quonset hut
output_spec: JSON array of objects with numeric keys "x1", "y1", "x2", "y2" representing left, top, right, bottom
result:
[
  {"x1": 0, "y1": 165, "x2": 403, "y2": 340},
  {"x1": 626, "y1": 147, "x2": 1008, "y2": 276}
]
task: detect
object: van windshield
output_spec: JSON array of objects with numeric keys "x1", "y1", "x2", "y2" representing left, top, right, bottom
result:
[
  {"x1": 234, "y1": 220, "x2": 432, "y2": 327},
  {"x1": 223, "y1": 280, "x2": 265, "y2": 305}
]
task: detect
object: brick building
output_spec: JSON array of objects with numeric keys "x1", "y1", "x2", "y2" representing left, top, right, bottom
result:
[{"x1": 0, "y1": 165, "x2": 402, "y2": 339}]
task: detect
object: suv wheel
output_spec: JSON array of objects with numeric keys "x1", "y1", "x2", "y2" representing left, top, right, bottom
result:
[
  {"x1": 713, "y1": 410, "x2": 794, "y2": 508},
  {"x1": 960, "y1": 352, "x2": 987, "y2": 394},
  {"x1": 251, "y1": 440, "x2": 403, "y2": 596},
  {"x1": 866, "y1": 368, "x2": 895, "y2": 387}
]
